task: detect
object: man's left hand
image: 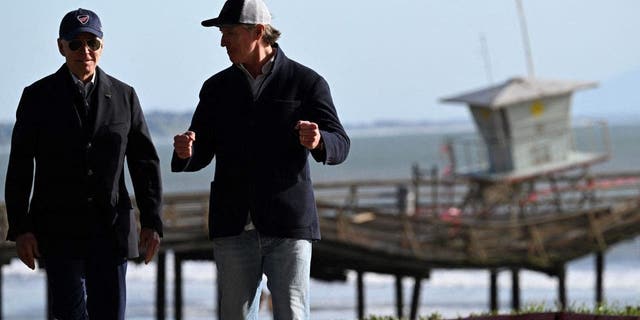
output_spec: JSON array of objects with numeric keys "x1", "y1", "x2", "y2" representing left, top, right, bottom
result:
[
  {"x1": 295, "y1": 120, "x2": 321, "y2": 150},
  {"x1": 139, "y1": 228, "x2": 161, "y2": 264}
]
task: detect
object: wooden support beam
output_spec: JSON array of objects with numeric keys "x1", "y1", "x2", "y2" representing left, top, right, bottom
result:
[
  {"x1": 0, "y1": 265, "x2": 2, "y2": 319},
  {"x1": 557, "y1": 265, "x2": 567, "y2": 310},
  {"x1": 511, "y1": 269, "x2": 520, "y2": 311},
  {"x1": 411, "y1": 163, "x2": 421, "y2": 215},
  {"x1": 395, "y1": 275, "x2": 404, "y2": 319},
  {"x1": 216, "y1": 268, "x2": 221, "y2": 320},
  {"x1": 397, "y1": 185, "x2": 410, "y2": 215},
  {"x1": 489, "y1": 269, "x2": 498, "y2": 312},
  {"x1": 548, "y1": 174, "x2": 563, "y2": 213},
  {"x1": 156, "y1": 252, "x2": 166, "y2": 320},
  {"x1": 430, "y1": 166, "x2": 439, "y2": 215},
  {"x1": 410, "y1": 277, "x2": 422, "y2": 320},
  {"x1": 47, "y1": 270, "x2": 53, "y2": 320},
  {"x1": 595, "y1": 253, "x2": 604, "y2": 306},
  {"x1": 174, "y1": 253, "x2": 183, "y2": 320},
  {"x1": 357, "y1": 271, "x2": 365, "y2": 320}
]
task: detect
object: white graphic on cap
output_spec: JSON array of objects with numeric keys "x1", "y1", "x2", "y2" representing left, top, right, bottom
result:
[{"x1": 77, "y1": 15, "x2": 89, "y2": 24}]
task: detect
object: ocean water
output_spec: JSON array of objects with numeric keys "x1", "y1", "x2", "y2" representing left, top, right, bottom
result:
[{"x1": 1, "y1": 123, "x2": 640, "y2": 319}]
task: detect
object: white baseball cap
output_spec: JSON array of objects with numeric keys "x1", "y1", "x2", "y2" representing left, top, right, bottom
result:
[{"x1": 201, "y1": 0, "x2": 272, "y2": 27}]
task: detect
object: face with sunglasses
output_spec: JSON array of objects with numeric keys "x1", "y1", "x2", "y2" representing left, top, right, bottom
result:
[{"x1": 57, "y1": 32, "x2": 103, "y2": 82}]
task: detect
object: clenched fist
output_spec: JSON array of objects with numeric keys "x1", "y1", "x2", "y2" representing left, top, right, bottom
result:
[
  {"x1": 173, "y1": 131, "x2": 196, "y2": 159},
  {"x1": 295, "y1": 120, "x2": 322, "y2": 150}
]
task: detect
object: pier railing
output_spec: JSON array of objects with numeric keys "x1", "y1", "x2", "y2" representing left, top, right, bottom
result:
[
  {"x1": 315, "y1": 170, "x2": 640, "y2": 270},
  {"x1": 0, "y1": 170, "x2": 638, "y2": 273},
  {"x1": 0, "y1": 171, "x2": 639, "y2": 319}
]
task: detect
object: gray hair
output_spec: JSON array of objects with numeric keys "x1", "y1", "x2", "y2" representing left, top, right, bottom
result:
[
  {"x1": 242, "y1": 24, "x2": 281, "y2": 46},
  {"x1": 261, "y1": 25, "x2": 281, "y2": 46}
]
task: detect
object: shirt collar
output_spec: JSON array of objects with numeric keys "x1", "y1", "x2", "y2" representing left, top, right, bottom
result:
[
  {"x1": 237, "y1": 49, "x2": 277, "y2": 80},
  {"x1": 70, "y1": 71, "x2": 96, "y2": 88}
]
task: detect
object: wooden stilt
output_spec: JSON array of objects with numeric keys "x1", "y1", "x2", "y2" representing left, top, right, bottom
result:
[
  {"x1": 47, "y1": 269, "x2": 53, "y2": 320},
  {"x1": 490, "y1": 269, "x2": 498, "y2": 312},
  {"x1": 174, "y1": 253, "x2": 183, "y2": 320},
  {"x1": 511, "y1": 269, "x2": 520, "y2": 311},
  {"x1": 156, "y1": 252, "x2": 166, "y2": 320},
  {"x1": 558, "y1": 265, "x2": 567, "y2": 310},
  {"x1": 595, "y1": 252, "x2": 604, "y2": 305},
  {"x1": 409, "y1": 277, "x2": 422, "y2": 320},
  {"x1": 0, "y1": 265, "x2": 2, "y2": 319},
  {"x1": 395, "y1": 275, "x2": 404, "y2": 318},
  {"x1": 357, "y1": 271, "x2": 365, "y2": 320},
  {"x1": 216, "y1": 262, "x2": 221, "y2": 319}
]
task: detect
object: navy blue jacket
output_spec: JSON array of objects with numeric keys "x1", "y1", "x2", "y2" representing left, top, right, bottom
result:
[
  {"x1": 5, "y1": 65, "x2": 163, "y2": 258},
  {"x1": 172, "y1": 45, "x2": 349, "y2": 240}
]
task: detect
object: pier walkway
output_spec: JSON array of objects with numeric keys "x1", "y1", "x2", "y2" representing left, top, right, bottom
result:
[{"x1": 1, "y1": 170, "x2": 640, "y2": 319}]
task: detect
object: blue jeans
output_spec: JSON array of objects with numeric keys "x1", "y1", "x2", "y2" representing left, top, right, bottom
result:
[
  {"x1": 45, "y1": 256, "x2": 127, "y2": 320},
  {"x1": 43, "y1": 236, "x2": 127, "y2": 320},
  {"x1": 213, "y1": 230, "x2": 312, "y2": 320}
]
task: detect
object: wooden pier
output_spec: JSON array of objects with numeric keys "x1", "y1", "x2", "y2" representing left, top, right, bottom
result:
[{"x1": 1, "y1": 170, "x2": 640, "y2": 319}]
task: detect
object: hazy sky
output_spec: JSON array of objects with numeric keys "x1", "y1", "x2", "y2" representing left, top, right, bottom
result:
[{"x1": 1, "y1": 1, "x2": 639, "y2": 125}]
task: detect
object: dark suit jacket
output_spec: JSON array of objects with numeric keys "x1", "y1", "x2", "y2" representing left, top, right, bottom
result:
[
  {"x1": 172, "y1": 45, "x2": 349, "y2": 240},
  {"x1": 5, "y1": 64, "x2": 163, "y2": 258}
]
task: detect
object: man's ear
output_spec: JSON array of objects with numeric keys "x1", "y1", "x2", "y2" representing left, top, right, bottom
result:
[
  {"x1": 255, "y1": 24, "x2": 265, "y2": 39},
  {"x1": 57, "y1": 39, "x2": 65, "y2": 56}
]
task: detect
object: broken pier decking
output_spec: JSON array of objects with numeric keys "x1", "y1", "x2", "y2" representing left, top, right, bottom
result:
[{"x1": 0, "y1": 170, "x2": 639, "y2": 319}]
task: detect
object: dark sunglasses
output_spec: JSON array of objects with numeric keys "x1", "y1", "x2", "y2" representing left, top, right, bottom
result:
[{"x1": 68, "y1": 38, "x2": 102, "y2": 51}]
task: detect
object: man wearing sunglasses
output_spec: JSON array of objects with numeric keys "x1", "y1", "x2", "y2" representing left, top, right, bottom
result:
[
  {"x1": 5, "y1": 8, "x2": 163, "y2": 320},
  {"x1": 172, "y1": 0, "x2": 349, "y2": 318}
]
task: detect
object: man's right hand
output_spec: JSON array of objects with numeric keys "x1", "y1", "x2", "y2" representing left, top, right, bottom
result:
[
  {"x1": 16, "y1": 232, "x2": 40, "y2": 270},
  {"x1": 173, "y1": 131, "x2": 196, "y2": 159}
]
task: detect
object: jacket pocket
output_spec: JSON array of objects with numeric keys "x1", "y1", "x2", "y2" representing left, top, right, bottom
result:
[{"x1": 208, "y1": 180, "x2": 250, "y2": 236}]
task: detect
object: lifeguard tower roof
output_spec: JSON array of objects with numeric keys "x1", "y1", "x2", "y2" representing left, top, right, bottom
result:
[{"x1": 442, "y1": 77, "x2": 597, "y2": 109}]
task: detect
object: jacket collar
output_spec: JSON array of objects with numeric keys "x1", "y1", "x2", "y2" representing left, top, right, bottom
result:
[
  {"x1": 54, "y1": 64, "x2": 113, "y2": 136},
  {"x1": 91, "y1": 66, "x2": 113, "y2": 136},
  {"x1": 270, "y1": 43, "x2": 285, "y2": 74}
]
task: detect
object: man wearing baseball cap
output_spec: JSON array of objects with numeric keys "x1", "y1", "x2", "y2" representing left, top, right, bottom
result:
[
  {"x1": 5, "y1": 8, "x2": 163, "y2": 320},
  {"x1": 172, "y1": 0, "x2": 350, "y2": 318}
]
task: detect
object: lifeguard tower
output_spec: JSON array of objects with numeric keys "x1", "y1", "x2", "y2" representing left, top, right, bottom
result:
[{"x1": 440, "y1": 77, "x2": 611, "y2": 215}]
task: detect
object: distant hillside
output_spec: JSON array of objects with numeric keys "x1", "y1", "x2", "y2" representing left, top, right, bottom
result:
[
  {"x1": 574, "y1": 67, "x2": 640, "y2": 123},
  {"x1": 144, "y1": 111, "x2": 192, "y2": 139},
  {"x1": 0, "y1": 64, "x2": 638, "y2": 146},
  {"x1": 0, "y1": 123, "x2": 11, "y2": 145},
  {"x1": 0, "y1": 110, "x2": 637, "y2": 146},
  {"x1": 0, "y1": 111, "x2": 193, "y2": 146}
]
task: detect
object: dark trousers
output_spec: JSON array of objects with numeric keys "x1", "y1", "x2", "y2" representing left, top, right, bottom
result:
[{"x1": 43, "y1": 236, "x2": 127, "y2": 320}]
